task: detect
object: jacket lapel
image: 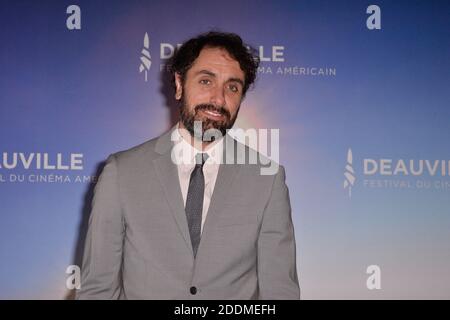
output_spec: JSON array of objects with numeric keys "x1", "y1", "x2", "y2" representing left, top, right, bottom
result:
[
  {"x1": 197, "y1": 136, "x2": 241, "y2": 252},
  {"x1": 152, "y1": 127, "x2": 193, "y2": 254},
  {"x1": 152, "y1": 129, "x2": 242, "y2": 258}
]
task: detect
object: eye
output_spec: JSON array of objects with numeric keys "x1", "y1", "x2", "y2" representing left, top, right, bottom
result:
[
  {"x1": 199, "y1": 79, "x2": 211, "y2": 85},
  {"x1": 228, "y1": 84, "x2": 240, "y2": 93}
]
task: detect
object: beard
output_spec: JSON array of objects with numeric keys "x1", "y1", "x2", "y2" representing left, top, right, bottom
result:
[{"x1": 179, "y1": 95, "x2": 239, "y2": 142}]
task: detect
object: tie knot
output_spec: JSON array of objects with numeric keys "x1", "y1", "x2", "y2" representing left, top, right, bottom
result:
[{"x1": 195, "y1": 153, "x2": 208, "y2": 166}]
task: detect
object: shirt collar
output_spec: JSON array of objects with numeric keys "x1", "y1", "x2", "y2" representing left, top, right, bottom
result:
[{"x1": 172, "y1": 122, "x2": 224, "y2": 169}]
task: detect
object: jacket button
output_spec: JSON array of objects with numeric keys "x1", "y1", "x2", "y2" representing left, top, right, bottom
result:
[{"x1": 190, "y1": 286, "x2": 197, "y2": 295}]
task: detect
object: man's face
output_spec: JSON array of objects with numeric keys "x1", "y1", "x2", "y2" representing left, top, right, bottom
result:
[{"x1": 175, "y1": 46, "x2": 245, "y2": 139}]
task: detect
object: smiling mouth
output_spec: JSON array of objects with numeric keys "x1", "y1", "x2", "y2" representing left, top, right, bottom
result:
[{"x1": 200, "y1": 109, "x2": 225, "y2": 119}]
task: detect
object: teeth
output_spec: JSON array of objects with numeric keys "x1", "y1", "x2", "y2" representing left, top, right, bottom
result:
[{"x1": 204, "y1": 110, "x2": 221, "y2": 116}]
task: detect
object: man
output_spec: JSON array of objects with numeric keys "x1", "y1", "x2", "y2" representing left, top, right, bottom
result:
[{"x1": 77, "y1": 31, "x2": 300, "y2": 299}]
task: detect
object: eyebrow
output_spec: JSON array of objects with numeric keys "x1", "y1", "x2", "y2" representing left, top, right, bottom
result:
[{"x1": 195, "y1": 70, "x2": 245, "y2": 88}]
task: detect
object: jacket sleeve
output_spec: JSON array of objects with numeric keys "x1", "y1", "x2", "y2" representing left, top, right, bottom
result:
[
  {"x1": 257, "y1": 165, "x2": 300, "y2": 299},
  {"x1": 76, "y1": 154, "x2": 125, "y2": 299}
]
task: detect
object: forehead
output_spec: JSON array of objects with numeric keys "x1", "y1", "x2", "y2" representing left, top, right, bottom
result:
[{"x1": 188, "y1": 47, "x2": 244, "y2": 80}]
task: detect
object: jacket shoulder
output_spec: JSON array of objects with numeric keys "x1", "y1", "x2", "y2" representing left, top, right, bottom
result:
[
  {"x1": 109, "y1": 136, "x2": 161, "y2": 166},
  {"x1": 232, "y1": 139, "x2": 283, "y2": 178}
]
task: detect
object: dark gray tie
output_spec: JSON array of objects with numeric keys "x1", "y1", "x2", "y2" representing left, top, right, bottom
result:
[{"x1": 185, "y1": 153, "x2": 208, "y2": 258}]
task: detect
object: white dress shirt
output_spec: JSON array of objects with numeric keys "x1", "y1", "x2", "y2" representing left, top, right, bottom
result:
[{"x1": 171, "y1": 123, "x2": 223, "y2": 233}]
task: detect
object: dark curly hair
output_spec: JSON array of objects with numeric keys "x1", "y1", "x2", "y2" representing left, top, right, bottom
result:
[{"x1": 171, "y1": 31, "x2": 260, "y2": 97}]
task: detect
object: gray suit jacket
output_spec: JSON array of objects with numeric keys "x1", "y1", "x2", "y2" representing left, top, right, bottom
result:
[{"x1": 76, "y1": 127, "x2": 300, "y2": 299}]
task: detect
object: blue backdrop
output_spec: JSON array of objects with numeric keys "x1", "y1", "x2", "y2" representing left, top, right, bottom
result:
[{"x1": 1, "y1": 0, "x2": 449, "y2": 299}]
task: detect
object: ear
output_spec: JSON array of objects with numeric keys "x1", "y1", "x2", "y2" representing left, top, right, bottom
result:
[{"x1": 174, "y1": 73, "x2": 183, "y2": 100}]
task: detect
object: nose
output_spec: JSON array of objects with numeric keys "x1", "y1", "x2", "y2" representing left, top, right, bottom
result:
[{"x1": 210, "y1": 85, "x2": 225, "y2": 107}]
